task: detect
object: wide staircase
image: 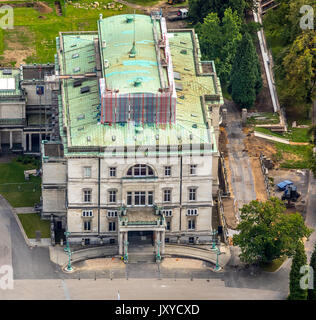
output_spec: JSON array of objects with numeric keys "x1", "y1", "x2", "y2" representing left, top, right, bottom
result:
[{"x1": 128, "y1": 244, "x2": 156, "y2": 264}]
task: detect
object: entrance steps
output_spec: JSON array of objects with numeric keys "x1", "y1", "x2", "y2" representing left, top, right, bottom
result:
[{"x1": 128, "y1": 244, "x2": 156, "y2": 263}]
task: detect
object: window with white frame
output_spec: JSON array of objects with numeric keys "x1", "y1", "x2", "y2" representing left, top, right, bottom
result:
[
  {"x1": 190, "y1": 164, "x2": 197, "y2": 175},
  {"x1": 189, "y1": 188, "x2": 197, "y2": 201},
  {"x1": 135, "y1": 191, "x2": 146, "y2": 206},
  {"x1": 126, "y1": 164, "x2": 154, "y2": 177},
  {"x1": 108, "y1": 190, "x2": 117, "y2": 203},
  {"x1": 83, "y1": 189, "x2": 92, "y2": 202},
  {"x1": 148, "y1": 191, "x2": 154, "y2": 205},
  {"x1": 187, "y1": 209, "x2": 198, "y2": 216},
  {"x1": 127, "y1": 192, "x2": 132, "y2": 205},
  {"x1": 162, "y1": 209, "x2": 172, "y2": 217},
  {"x1": 83, "y1": 220, "x2": 91, "y2": 231},
  {"x1": 109, "y1": 221, "x2": 116, "y2": 231},
  {"x1": 107, "y1": 210, "x2": 118, "y2": 218},
  {"x1": 84, "y1": 166, "x2": 91, "y2": 178},
  {"x1": 109, "y1": 167, "x2": 116, "y2": 177},
  {"x1": 188, "y1": 219, "x2": 195, "y2": 230},
  {"x1": 163, "y1": 189, "x2": 171, "y2": 202},
  {"x1": 82, "y1": 210, "x2": 93, "y2": 217},
  {"x1": 164, "y1": 166, "x2": 171, "y2": 176}
]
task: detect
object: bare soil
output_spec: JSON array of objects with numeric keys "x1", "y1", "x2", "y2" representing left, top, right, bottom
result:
[
  {"x1": 250, "y1": 157, "x2": 268, "y2": 201},
  {"x1": 75, "y1": 257, "x2": 125, "y2": 271},
  {"x1": 161, "y1": 258, "x2": 206, "y2": 269}
]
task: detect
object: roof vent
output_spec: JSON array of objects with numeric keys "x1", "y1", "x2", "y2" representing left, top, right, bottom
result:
[
  {"x1": 80, "y1": 86, "x2": 90, "y2": 94},
  {"x1": 155, "y1": 134, "x2": 159, "y2": 140},
  {"x1": 104, "y1": 59, "x2": 109, "y2": 68},
  {"x1": 87, "y1": 136, "x2": 91, "y2": 142},
  {"x1": 133, "y1": 78, "x2": 142, "y2": 87},
  {"x1": 189, "y1": 133, "x2": 193, "y2": 140},
  {"x1": 112, "y1": 135, "x2": 116, "y2": 141},
  {"x1": 192, "y1": 124, "x2": 198, "y2": 128},
  {"x1": 180, "y1": 49, "x2": 187, "y2": 55},
  {"x1": 102, "y1": 40, "x2": 106, "y2": 48},
  {"x1": 77, "y1": 114, "x2": 85, "y2": 120},
  {"x1": 72, "y1": 53, "x2": 79, "y2": 59},
  {"x1": 73, "y1": 67, "x2": 80, "y2": 73},
  {"x1": 126, "y1": 16, "x2": 134, "y2": 23},
  {"x1": 78, "y1": 127, "x2": 84, "y2": 131},
  {"x1": 73, "y1": 79, "x2": 82, "y2": 87}
]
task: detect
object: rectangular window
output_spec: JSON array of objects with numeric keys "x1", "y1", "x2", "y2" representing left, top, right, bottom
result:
[
  {"x1": 163, "y1": 189, "x2": 171, "y2": 202},
  {"x1": 82, "y1": 210, "x2": 93, "y2": 217},
  {"x1": 164, "y1": 166, "x2": 171, "y2": 176},
  {"x1": 84, "y1": 167, "x2": 91, "y2": 178},
  {"x1": 188, "y1": 219, "x2": 195, "y2": 230},
  {"x1": 187, "y1": 209, "x2": 198, "y2": 216},
  {"x1": 166, "y1": 221, "x2": 171, "y2": 231},
  {"x1": 109, "y1": 190, "x2": 117, "y2": 203},
  {"x1": 162, "y1": 209, "x2": 172, "y2": 217},
  {"x1": 148, "y1": 191, "x2": 154, "y2": 205},
  {"x1": 83, "y1": 189, "x2": 91, "y2": 203},
  {"x1": 190, "y1": 164, "x2": 197, "y2": 175},
  {"x1": 107, "y1": 210, "x2": 117, "y2": 217},
  {"x1": 127, "y1": 192, "x2": 132, "y2": 205},
  {"x1": 135, "y1": 191, "x2": 146, "y2": 205},
  {"x1": 189, "y1": 237, "x2": 194, "y2": 244},
  {"x1": 189, "y1": 188, "x2": 197, "y2": 201},
  {"x1": 109, "y1": 221, "x2": 116, "y2": 231},
  {"x1": 84, "y1": 221, "x2": 91, "y2": 231},
  {"x1": 109, "y1": 167, "x2": 116, "y2": 177}
]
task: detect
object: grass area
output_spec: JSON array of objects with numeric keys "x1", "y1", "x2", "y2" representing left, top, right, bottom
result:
[
  {"x1": 254, "y1": 126, "x2": 312, "y2": 143},
  {"x1": 1, "y1": 0, "x2": 134, "y2": 64},
  {"x1": 260, "y1": 256, "x2": 287, "y2": 272},
  {"x1": 247, "y1": 112, "x2": 280, "y2": 125},
  {"x1": 0, "y1": 29, "x2": 4, "y2": 55},
  {"x1": 18, "y1": 213, "x2": 50, "y2": 238},
  {"x1": 0, "y1": 158, "x2": 41, "y2": 207},
  {"x1": 126, "y1": 0, "x2": 160, "y2": 5}
]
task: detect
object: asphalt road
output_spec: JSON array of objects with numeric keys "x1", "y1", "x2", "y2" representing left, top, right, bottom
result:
[{"x1": 225, "y1": 101, "x2": 257, "y2": 218}]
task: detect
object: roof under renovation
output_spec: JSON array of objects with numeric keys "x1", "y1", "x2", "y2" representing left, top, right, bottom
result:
[
  {"x1": 56, "y1": 14, "x2": 223, "y2": 156},
  {"x1": 0, "y1": 69, "x2": 23, "y2": 98}
]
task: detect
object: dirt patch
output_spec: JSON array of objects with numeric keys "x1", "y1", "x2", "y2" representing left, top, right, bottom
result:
[
  {"x1": 161, "y1": 258, "x2": 206, "y2": 269},
  {"x1": 222, "y1": 197, "x2": 238, "y2": 229},
  {"x1": 244, "y1": 132, "x2": 277, "y2": 159},
  {"x1": 75, "y1": 257, "x2": 125, "y2": 271},
  {"x1": 35, "y1": 1, "x2": 53, "y2": 14},
  {"x1": 219, "y1": 127, "x2": 229, "y2": 157},
  {"x1": 249, "y1": 157, "x2": 268, "y2": 201}
]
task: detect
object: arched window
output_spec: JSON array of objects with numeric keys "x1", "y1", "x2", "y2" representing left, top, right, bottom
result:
[{"x1": 126, "y1": 164, "x2": 154, "y2": 177}]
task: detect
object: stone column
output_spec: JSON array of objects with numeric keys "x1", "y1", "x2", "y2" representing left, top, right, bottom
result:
[
  {"x1": 161, "y1": 231, "x2": 165, "y2": 255},
  {"x1": 28, "y1": 133, "x2": 32, "y2": 151},
  {"x1": 124, "y1": 231, "x2": 128, "y2": 256},
  {"x1": 118, "y1": 231, "x2": 123, "y2": 255},
  {"x1": 22, "y1": 133, "x2": 26, "y2": 151},
  {"x1": 9, "y1": 131, "x2": 13, "y2": 149},
  {"x1": 156, "y1": 230, "x2": 160, "y2": 255}
]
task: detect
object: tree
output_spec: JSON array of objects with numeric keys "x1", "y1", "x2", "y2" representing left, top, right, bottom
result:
[
  {"x1": 288, "y1": 242, "x2": 308, "y2": 300},
  {"x1": 229, "y1": 32, "x2": 262, "y2": 108},
  {"x1": 308, "y1": 244, "x2": 316, "y2": 300},
  {"x1": 282, "y1": 31, "x2": 316, "y2": 108},
  {"x1": 196, "y1": 8, "x2": 242, "y2": 84},
  {"x1": 188, "y1": 0, "x2": 246, "y2": 24},
  {"x1": 233, "y1": 198, "x2": 312, "y2": 264}
]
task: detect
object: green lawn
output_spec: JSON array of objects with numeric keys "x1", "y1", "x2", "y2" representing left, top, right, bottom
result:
[
  {"x1": 18, "y1": 213, "x2": 51, "y2": 238},
  {"x1": 0, "y1": 158, "x2": 41, "y2": 207},
  {"x1": 248, "y1": 112, "x2": 280, "y2": 125},
  {"x1": 1, "y1": 0, "x2": 134, "y2": 65},
  {"x1": 260, "y1": 256, "x2": 287, "y2": 272}
]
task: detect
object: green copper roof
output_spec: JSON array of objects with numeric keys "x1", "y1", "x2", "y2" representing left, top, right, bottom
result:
[
  {"x1": 57, "y1": 15, "x2": 223, "y2": 156},
  {"x1": 98, "y1": 14, "x2": 167, "y2": 93}
]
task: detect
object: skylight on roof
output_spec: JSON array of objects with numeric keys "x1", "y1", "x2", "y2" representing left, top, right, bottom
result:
[{"x1": 0, "y1": 78, "x2": 15, "y2": 90}]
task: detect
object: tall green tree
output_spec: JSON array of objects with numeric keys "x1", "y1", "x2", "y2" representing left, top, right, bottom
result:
[
  {"x1": 288, "y1": 242, "x2": 308, "y2": 300},
  {"x1": 282, "y1": 31, "x2": 316, "y2": 108},
  {"x1": 229, "y1": 32, "x2": 262, "y2": 108},
  {"x1": 188, "y1": 0, "x2": 246, "y2": 24},
  {"x1": 233, "y1": 198, "x2": 312, "y2": 264},
  {"x1": 308, "y1": 244, "x2": 316, "y2": 300},
  {"x1": 196, "y1": 8, "x2": 242, "y2": 84}
]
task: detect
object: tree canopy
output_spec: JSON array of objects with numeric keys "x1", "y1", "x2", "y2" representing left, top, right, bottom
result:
[
  {"x1": 196, "y1": 8, "x2": 243, "y2": 84},
  {"x1": 229, "y1": 32, "x2": 262, "y2": 108},
  {"x1": 288, "y1": 241, "x2": 308, "y2": 300},
  {"x1": 233, "y1": 198, "x2": 312, "y2": 264}
]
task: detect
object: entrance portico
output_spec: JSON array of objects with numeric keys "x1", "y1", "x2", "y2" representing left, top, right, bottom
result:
[{"x1": 118, "y1": 208, "x2": 166, "y2": 262}]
